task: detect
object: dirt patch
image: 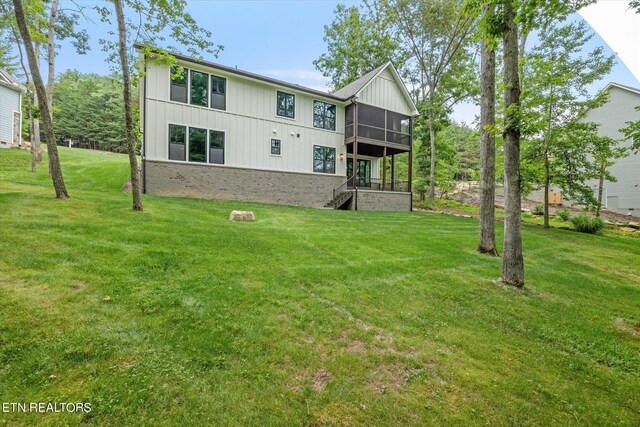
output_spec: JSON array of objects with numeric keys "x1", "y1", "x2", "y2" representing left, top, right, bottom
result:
[
  {"x1": 312, "y1": 369, "x2": 332, "y2": 392},
  {"x1": 70, "y1": 280, "x2": 86, "y2": 291},
  {"x1": 121, "y1": 176, "x2": 132, "y2": 193},
  {"x1": 614, "y1": 318, "x2": 640, "y2": 337},
  {"x1": 370, "y1": 362, "x2": 406, "y2": 395}
]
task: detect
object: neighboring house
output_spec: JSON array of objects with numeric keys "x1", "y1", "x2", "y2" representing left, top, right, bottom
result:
[
  {"x1": 0, "y1": 69, "x2": 24, "y2": 149},
  {"x1": 585, "y1": 83, "x2": 640, "y2": 215},
  {"x1": 139, "y1": 48, "x2": 418, "y2": 211}
]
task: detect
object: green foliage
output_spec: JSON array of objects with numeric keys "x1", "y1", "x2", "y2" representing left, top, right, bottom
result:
[
  {"x1": 52, "y1": 70, "x2": 134, "y2": 152},
  {"x1": 571, "y1": 214, "x2": 605, "y2": 234},
  {"x1": 620, "y1": 105, "x2": 640, "y2": 153},
  {"x1": 556, "y1": 207, "x2": 570, "y2": 221},
  {"x1": 520, "y1": 21, "x2": 616, "y2": 208},
  {"x1": 532, "y1": 204, "x2": 544, "y2": 215},
  {"x1": 314, "y1": 3, "x2": 405, "y2": 90}
]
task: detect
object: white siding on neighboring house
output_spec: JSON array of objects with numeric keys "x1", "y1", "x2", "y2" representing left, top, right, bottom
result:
[
  {"x1": 143, "y1": 61, "x2": 347, "y2": 176},
  {"x1": 358, "y1": 68, "x2": 415, "y2": 116},
  {"x1": 0, "y1": 84, "x2": 21, "y2": 146},
  {"x1": 584, "y1": 84, "x2": 640, "y2": 211}
]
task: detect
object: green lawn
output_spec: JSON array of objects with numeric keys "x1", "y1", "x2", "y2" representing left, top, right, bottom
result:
[{"x1": 0, "y1": 147, "x2": 639, "y2": 426}]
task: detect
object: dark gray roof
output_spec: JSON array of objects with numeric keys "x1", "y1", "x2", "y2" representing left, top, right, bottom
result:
[{"x1": 330, "y1": 63, "x2": 388, "y2": 99}]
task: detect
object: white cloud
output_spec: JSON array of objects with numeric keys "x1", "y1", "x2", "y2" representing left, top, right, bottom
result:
[{"x1": 579, "y1": 1, "x2": 640, "y2": 83}]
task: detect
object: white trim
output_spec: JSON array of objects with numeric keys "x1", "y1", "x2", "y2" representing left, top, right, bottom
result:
[
  {"x1": 602, "y1": 82, "x2": 640, "y2": 96},
  {"x1": 275, "y1": 89, "x2": 296, "y2": 121}
]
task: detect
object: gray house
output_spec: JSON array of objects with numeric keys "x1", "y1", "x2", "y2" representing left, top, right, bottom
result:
[
  {"x1": 585, "y1": 83, "x2": 640, "y2": 214},
  {"x1": 0, "y1": 69, "x2": 24, "y2": 148}
]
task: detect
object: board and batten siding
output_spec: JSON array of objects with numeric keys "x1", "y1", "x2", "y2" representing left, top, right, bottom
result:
[
  {"x1": 358, "y1": 68, "x2": 415, "y2": 116},
  {"x1": 143, "y1": 61, "x2": 348, "y2": 176},
  {"x1": 584, "y1": 85, "x2": 640, "y2": 210},
  {"x1": 0, "y1": 85, "x2": 21, "y2": 146}
]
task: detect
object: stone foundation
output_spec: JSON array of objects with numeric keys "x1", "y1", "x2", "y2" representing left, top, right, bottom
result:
[
  {"x1": 144, "y1": 160, "x2": 345, "y2": 208},
  {"x1": 355, "y1": 190, "x2": 412, "y2": 211}
]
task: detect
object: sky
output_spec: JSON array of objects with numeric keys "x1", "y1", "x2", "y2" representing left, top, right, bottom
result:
[{"x1": 42, "y1": 0, "x2": 640, "y2": 124}]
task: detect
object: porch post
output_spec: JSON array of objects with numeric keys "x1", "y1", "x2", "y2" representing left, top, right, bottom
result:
[
  {"x1": 382, "y1": 146, "x2": 387, "y2": 191},
  {"x1": 353, "y1": 102, "x2": 358, "y2": 188},
  {"x1": 391, "y1": 154, "x2": 395, "y2": 191}
]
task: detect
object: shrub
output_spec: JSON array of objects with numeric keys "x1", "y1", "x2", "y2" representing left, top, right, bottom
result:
[
  {"x1": 571, "y1": 214, "x2": 605, "y2": 234},
  {"x1": 556, "y1": 208, "x2": 571, "y2": 221},
  {"x1": 532, "y1": 204, "x2": 545, "y2": 215}
]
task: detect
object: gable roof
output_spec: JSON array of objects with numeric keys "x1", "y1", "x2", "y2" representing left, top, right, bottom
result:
[
  {"x1": 0, "y1": 69, "x2": 25, "y2": 92},
  {"x1": 332, "y1": 62, "x2": 419, "y2": 116},
  {"x1": 603, "y1": 82, "x2": 640, "y2": 96}
]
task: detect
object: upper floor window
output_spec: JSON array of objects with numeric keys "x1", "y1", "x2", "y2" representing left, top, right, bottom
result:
[
  {"x1": 170, "y1": 67, "x2": 187, "y2": 103},
  {"x1": 276, "y1": 91, "x2": 295, "y2": 119},
  {"x1": 211, "y1": 75, "x2": 226, "y2": 110},
  {"x1": 313, "y1": 101, "x2": 336, "y2": 131},
  {"x1": 190, "y1": 70, "x2": 208, "y2": 107}
]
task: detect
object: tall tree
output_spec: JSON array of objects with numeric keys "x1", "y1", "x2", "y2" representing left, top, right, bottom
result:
[
  {"x1": 500, "y1": 0, "x2": 523, "y2": 287},
  {"x1": 384, "y1": 0, "x2": 478, "y2": 204},
  {"x1": 113, "y1": 0, "x2": 141, "y2": 210},
  {"x1": 520, "y1": 21, "x2": 615, "y2": 227},
  {"x1": 477, "y1": 4, "x2": 498, "y2": 256},
  {"x1": 314, "y1": 3, "x2": 405, "y2": 90},
  {"x1": 12, "y1": 0, "x2": 68, "y2": 197}
]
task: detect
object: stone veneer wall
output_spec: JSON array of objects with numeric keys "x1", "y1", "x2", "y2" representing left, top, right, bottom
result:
[
  {"x1": 144, "y1": 160, "x2": 345, "y2": 208},
  {"x1": 355, "y1": 190, "x2": 412, "y2": 211}
]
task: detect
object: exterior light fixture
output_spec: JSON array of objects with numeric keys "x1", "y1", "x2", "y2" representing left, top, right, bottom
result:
[{"x1": 339, "y1": 153, "x2": 345, "y2": 161}]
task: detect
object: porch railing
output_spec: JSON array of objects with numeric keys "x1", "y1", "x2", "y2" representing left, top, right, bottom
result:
[
  {"x1": 349, "y1": 177, "x2": 409, "y2": 192},
  {"x1": 333, "y1": 176, "x2": 355, "y2": 199}
]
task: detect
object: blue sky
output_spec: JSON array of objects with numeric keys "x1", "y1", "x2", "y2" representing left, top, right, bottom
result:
[{"x1": 49, "y1": 0, "x2": 640, "y2": 123}]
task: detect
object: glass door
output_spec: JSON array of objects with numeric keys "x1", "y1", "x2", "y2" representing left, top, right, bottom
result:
[{"x1": 347, "y1": 158, "x2": 371, "y2": 188}]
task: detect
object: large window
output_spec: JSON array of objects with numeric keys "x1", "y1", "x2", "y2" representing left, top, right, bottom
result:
[
  {"x1": 276, "y1": 91, "x2": 295, "y2": 119},
  {"x1": 189, "y1": 127, "x2": 207, "y2": 162},
  {"x1": 190, "y1": 70, "x2": 209, "y2": 107},
  {"x1": 211, "y1": 75, "x2": 226, "y2": 110},
  {"x1": 271, "y1": 139, "x2": 281, "y2": 155},
  {"x1": 313, "y1": 101, "x2": 336, "y2": 131},
  {"x1": 169, "y1": 124, "x2": 186, "y2": 160},
  {"x1": 170, "y1": 67, "x2": 187, "y2": 103},
  {"x1": 209, "y1": 130, "x2": 224, "y2": 164},
  {"x1": 313, "y1": 145, "x2": 336, "y2": 174}
]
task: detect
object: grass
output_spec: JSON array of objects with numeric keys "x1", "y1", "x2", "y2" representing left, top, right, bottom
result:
[{"x1": 0, "y1": 147, "x2": 639, "y2": 426}]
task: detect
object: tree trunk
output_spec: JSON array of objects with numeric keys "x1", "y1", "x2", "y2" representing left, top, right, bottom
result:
[
  {"x1": 428, "y1": 110, "x2": 436, "y2": 204},
  {"x1": 12, "y1": 0, "x2": 68, "y2": 198},
  {"x1": 46, "y1": 0, "x2": 60, "y2": 118},
  {"x1": 478, "y1": 9, "x2": 499, "y2": 256},
  {"x1": 500, "y1": 0, "x2": 524, "y2": 288},
  {"x1": 114, "y1": 0, "x2": 143, "y2": 211},
  {"x1": 596, "y1": 164, "x2": 605, "y2": 217},
  {"x1": 543, "y1": 147, "x2": 550, "y2": 228}
]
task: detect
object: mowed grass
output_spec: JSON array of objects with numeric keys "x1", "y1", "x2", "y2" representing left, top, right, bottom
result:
[{"x1": 0, "y1": 147, "x2": 638, "y2": 426}]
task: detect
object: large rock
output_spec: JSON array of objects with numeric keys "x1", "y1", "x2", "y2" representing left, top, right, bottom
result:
[{"x1": 229, "y1": 210, "x2": 255, "y2": 222}]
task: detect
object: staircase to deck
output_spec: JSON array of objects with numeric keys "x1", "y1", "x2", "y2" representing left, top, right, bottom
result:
[{"x1": 325, "y1": 191, "x2": 353, "y2": 209}]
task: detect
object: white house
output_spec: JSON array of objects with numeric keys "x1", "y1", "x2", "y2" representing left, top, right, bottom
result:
[
  {"x1": 0, "y1": 69, "x2": 24, "y2": 148},
  {"x1": 138, "y1": 48, "x2": 418, "y2": 211},
  {"x1": 585, "y1": 83, "x2": 640, "y2": 215}
]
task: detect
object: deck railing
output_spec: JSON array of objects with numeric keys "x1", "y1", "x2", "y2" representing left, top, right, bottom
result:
[{"x1": 350, "y1": 177, "x2": 409, "y2": 192}]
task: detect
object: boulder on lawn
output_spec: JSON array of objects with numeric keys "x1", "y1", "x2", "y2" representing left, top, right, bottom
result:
[{"x1": 229, "y1": 210, "x2": 255, "y2": 222}]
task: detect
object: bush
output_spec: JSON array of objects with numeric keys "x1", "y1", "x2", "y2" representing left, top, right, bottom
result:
[
  {"x1": 571, "y1": 214, "x2": 604, "y2": 234},
  {"x1": 556, "y1": 208, "x2": 571, "y2": 221},
  {"x1": 532, "y1": 204, "x2": 545, "y2": 215}
]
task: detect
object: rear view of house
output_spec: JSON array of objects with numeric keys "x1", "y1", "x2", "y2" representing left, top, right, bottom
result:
[
  {"x1": 139, "y1": 49, "x2": 418, "y2": 211},
  {"x1": 0, "y1": 69, "x2": 24, "y2": 149}
]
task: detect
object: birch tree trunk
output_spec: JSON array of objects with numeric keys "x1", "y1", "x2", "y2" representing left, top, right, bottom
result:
[
  {"x1": 477, "y1": 9, "x2": 498, "y2": 256},
  {"x1": 500, "y1": 0, "x2": 524, "y2": 288},
  {"x1": 114, "y1": 0, "x2": 143, "y2": 211},
  {"x1": 46, "y1": 0, "x2": 60, "y2": 118},
  {"x1": 12, "y1": 0, "x2": 68, "y2": 198}
]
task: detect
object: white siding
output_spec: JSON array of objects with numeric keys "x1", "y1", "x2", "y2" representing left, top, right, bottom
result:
[
  {"x1": 0, "y1": 85, "x2": 21, "y2": 146},
  {"x1": 358, "y1": 68, "x2": 414, "y2": 116},
  {"x1": 584, "y1": 86, "x2": 640, "y2": 210},
  {"x1": 143, "y1": 62, "x2": 347, "y2": 176}
]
